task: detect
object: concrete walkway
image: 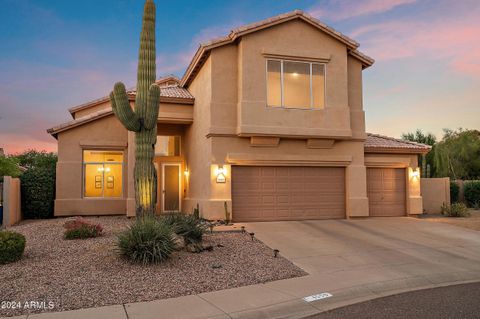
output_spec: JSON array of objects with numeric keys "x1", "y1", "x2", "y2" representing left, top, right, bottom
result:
[{"x1": 10, "y1": 217, "x2": 480, "y2": 319}]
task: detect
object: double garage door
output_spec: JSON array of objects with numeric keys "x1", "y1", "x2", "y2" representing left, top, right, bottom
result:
[
  {"x1": 231, "y1": 166, "x2": 406, "y2": 222},
  {"x1": 232, "y1": 166, "x2": 345, "y2": 222}
]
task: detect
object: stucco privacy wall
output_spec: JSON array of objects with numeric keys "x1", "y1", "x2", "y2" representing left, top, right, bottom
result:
[
  {"x1": 55, "y1": 115, "x2": 129, "y2": 215},
  {"x1": 365, "y1": 153, "x2": 423, "y2": 215},
  {"x1": 2, "y1": 176, "x2": 21, "y2": 226},
  {"x1": 421, "y1": 178, "x2": 450, "y2": 214}
]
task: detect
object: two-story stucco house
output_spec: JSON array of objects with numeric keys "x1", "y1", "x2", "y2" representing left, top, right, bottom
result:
[{"x1": 47, "y1": 10, "x2": 430, "y2": 221}]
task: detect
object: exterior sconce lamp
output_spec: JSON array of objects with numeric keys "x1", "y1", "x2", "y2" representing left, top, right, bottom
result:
[
  {"x1": 216, "y1": 165, "x2": 226, "y2": 183},
  {"x1": 184, "y1": 168, "x2": 189, "y2": 177},
  {"x1": 411, "y1": 168, "x2": 420, "y2": 178},
  {"x1": 274, "y1": 249, "x2": 279, "y2": 258},
  {"x1": 249, "y1": 232, "x2": 255, "y2": 241}
]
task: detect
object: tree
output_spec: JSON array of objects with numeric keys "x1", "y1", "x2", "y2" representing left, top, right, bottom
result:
[
  {"x1": 434, "y1": 129, "x2": 480, "y2": 179},
  {"x1": 401, "y1": 129, "x2": 437, "y2": 177},
  {"x1": 110, "y1": 0, "x2": 160, "y2": 216},
  {"x1": 401, "y1": 129, "x2": 437, "y2": 146},
  {"x1": 0, "y1": 156, "x2": 22, "y2": 181},
  {"x1": 14, "y1": 150, "x2": 57, "y2": 170}
]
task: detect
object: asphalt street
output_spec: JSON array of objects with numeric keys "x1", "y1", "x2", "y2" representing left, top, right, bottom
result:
[{"x1": 306, "y1": 282, "x2": 480, "y2": 319}]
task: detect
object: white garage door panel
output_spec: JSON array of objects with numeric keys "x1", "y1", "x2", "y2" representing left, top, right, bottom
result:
[{"x1": 232, "y1": 166, "x2": 345, "y2": 222}]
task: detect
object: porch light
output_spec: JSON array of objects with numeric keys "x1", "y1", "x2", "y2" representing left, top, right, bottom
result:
[
  {"x1": 215, "y1": 165, "x2": 226, "y2": 183},
  {"x1": 411, "y1": 168, "x2": 420, "y2": 178},
  {"x1": 274, "y1": 249, "x2": 279, "y2": 258},
  {"x1": 184, "y1": 168, "x2": 189, "y2": 177},
  {"x1": 249, "y1": 232, "x2": 255, "y2": 241}
]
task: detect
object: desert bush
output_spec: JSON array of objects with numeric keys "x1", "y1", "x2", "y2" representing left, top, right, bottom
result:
[
  {"x1": 64, "y1": 218, "x2": 103, "y2": 239},
  {"x1": 442, "y1": 202, "x2": 470, "y2": 217},
  {"x1": 450, "y1": 182, "x2": 460, "y2": 203},
  {"x1": 0, "y1": 231, "x2": 26, "y2": 264},
  {"x1": 464, "y1": 181, "x2": 480, "y2": 208},
  {"x1": 117, "y1": 216, "x2": 175, "y2": 264},
  {"x1": 161, "y1": 213, "x2": 207, "y2": 244}
]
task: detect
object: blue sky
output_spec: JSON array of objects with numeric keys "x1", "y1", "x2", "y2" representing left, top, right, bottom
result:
[{"x1": 0, "y1": 0, "x2": 479, "y2": 153}]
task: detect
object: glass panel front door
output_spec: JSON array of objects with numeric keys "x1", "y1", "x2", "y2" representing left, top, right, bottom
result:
[{"x1": 162, "y1": 164, "x2": 180, "y2": 212}]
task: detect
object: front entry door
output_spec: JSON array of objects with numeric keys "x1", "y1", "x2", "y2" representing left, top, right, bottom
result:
[{"x1": 161, "y1": 163, "x2": 181, "y2": 212}]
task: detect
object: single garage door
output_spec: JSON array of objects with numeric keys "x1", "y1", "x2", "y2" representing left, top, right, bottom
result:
[
  {"x1": 367, "y1": 168, "x2": 406, "y2": 217},
  {"x1": 232, "y1": 166, "x2": 345, "y2": 222}
]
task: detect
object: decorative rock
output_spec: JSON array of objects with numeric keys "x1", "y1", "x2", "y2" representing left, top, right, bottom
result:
[{"x1": 172, "y1": 234, "x2": 185, "y2": 251}]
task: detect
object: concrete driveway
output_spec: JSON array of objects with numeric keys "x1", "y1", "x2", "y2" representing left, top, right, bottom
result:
[{"x1": 240, "y1": 217, "x2": 480, "y2": 316}]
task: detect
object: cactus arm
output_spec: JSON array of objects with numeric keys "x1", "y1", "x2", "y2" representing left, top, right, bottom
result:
[
  {"x1": 111, "y1": 82, "x2": 141, "y2": 132},
  {"x1": 143, "y1": 84, "x2": 160, "y2": 130}
]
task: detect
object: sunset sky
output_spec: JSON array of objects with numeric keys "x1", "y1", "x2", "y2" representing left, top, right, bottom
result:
[{"x1": 0, "y1": 0, "x2": 479, "y2": 154}]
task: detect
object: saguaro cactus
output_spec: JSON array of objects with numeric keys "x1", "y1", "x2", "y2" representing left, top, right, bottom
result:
[{"x1": 110, "y1": 0, "x2": 160, "y2": 216}]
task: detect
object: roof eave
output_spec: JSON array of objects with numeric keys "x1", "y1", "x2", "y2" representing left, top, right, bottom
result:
[
  {"x1": 349, "y1": 49, "x2": 375, "y2": 69},
  {"x1": 364, "y1": 147, "x2": 431, "y2": 155},
  {"x1": 180, "y1": 10, "x2": 364, "y2": 87}
]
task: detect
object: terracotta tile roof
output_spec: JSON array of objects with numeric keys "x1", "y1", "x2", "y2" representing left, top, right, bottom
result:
[
  {"x1": 181, "y1": 9, "x2": 374, "y2": 86},
  {"x1": 365, "y1": 133, "x2": 431, "y2": 153},
  {"x1": 68, "y1": 79, "x2": 194, "y2": 116},
  {"x1": 126, "y1": 85, "x2": 194, "y2": 100}
]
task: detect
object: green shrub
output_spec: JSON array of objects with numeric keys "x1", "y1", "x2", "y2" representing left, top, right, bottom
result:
[
  {"x1": 161, "y1": 213, "x2": 207, "y2": 244},
  {"x1": 450, "y1": 182, "x2": 460, "y2": 203},
  {"x1": 19, "y1": 151, "x2": 57, "y2": 219},
  {"x1": 0, "y1": 231, "x2": 26, "y2": 264},
  {"x1": 442, "y1": 202, "x2": 470, "y2": 217},
  {"x1": 464, "y1": 181, "x2": 480, "y2": 208},
  {"x1": 117, "y1": 216, "x2": 175, "y2": 264},
  {"x1": 64, "y1": 218, "x2": 103, "y2": 239}
]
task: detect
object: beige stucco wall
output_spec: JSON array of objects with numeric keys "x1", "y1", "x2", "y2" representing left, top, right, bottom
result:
[
  {"x1": 235, "y1": 19, "x2": 352, "y2": 138},
  {"x1": 73, "y1": 100, "x2": 110, "y2": 119},
  {"x1": 182, "y1": 57, "x2": 214, "y2": 218},
  {"x1": 365, "y1": 153, "x2": 423, "y2": 215},
  {"x1": 182, "y1": 18, "x2": 371, "y2": 220},
  {"x1": 421, "y1": 178, "x2": 450, "y2": 214},
  {"x1": 55, "y1": 115, "x2": 129, "y2": 216},
  {"x1": 2, "y1": 176, "x2": 21, "y2": 226}
]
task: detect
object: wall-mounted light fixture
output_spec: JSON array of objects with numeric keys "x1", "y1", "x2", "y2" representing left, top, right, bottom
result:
[
  {"x1": 184, "y1": 168, "x2": 189, "y2": 177},
  {"x1": 411, "y1": 168, "x2": 420, "y2": 178},
  {"x1": 215, "y1": 165, "x2": 226, "y2": 183}
]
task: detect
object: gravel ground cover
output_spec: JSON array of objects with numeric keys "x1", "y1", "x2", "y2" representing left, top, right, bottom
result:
[
  {"x1": 0, "y1": 216, "x2": 306, "y2": 317},
  {"x1": 421, "y1": 209, "x2": 480, "y2": 231}
]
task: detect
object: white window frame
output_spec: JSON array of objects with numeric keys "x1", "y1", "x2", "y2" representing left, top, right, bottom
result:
[
  {"x1": 266, "y1": 58, "x2": 327, "y2": 110},
  {"x1": 82, "y1": 150, "x2": 124, "y2": 199}
]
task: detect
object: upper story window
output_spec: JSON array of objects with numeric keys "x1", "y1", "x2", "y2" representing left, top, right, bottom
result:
[
  {"x1": 267, "y1": 59, "x2": 325, "y2": 109},
  {"x1": 83, "y1": 150, "x2": 123, "y2": 198},
  {"x1": 155, "y1": 135, "x2": 181, "y2": 156}
]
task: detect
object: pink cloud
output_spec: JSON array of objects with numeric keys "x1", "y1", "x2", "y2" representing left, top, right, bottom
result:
[
  {"x1": 0, "y1": 133, "x2": 57, "y2": 155},
  {"x1": 352, "y1": 12, "x2": 480, "y2": 79},
  {"x1": 310, "y1": 0, "x2": 416, "y2": 21}
]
